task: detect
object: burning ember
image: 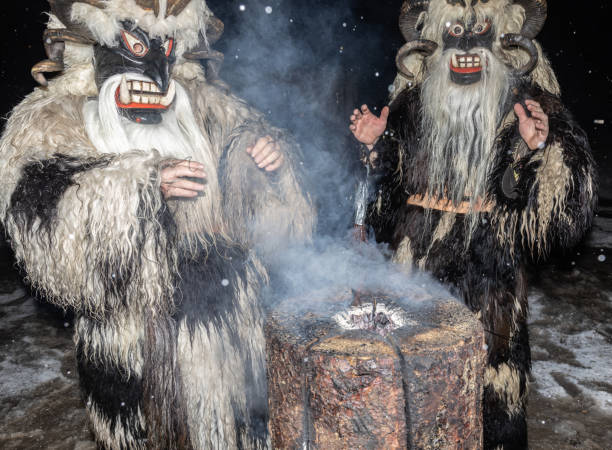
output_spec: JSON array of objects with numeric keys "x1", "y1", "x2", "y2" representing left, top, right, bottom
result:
[{"x1": 334, "y1": 294, "x2": 413, "y2": 336}]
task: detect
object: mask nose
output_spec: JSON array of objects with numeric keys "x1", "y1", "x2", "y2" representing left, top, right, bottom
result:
[{"x1": 144, "y1": 49, "x2": 170, "y2": 92}]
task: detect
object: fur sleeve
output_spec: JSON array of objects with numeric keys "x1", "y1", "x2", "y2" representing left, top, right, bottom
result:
[
  {"x1": 3, "y1": 151, "x2": 177, "y2": 318},
  {"x1": 185, "y1": 80, "x2": 315, "y2": 255},
  {"x1": 218, "y1": 120, "x2": 315, "y2": 257},
  {"x1": 491, "y1": 94, "x2": 597, "y2": 258}
]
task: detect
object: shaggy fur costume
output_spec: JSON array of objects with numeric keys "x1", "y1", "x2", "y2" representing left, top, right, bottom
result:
[
  {"x1": 0, "y1": 4, "x2": 314, "y2": 449},
  {"x1": 367, "y1": 1, "x2": 597, "y2": 448},
  {"x1": 370, "y1": 84, "x2": 596, "y2": 450}
]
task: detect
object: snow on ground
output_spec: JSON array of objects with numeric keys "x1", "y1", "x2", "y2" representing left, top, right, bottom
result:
[{"x1": 530, "y1": 289, "x2": 612, "y2": 412}]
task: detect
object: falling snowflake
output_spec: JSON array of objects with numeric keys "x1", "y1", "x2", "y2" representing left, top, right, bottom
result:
[{"x1": 265, "y1": 6, "x2": 272, "y2": 14}]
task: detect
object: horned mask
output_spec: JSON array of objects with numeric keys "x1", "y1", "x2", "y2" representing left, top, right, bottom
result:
[
  {"x1": 395, "y1": 0, "x2": 547, "y2": 84},
  {"x1": 33, "y1": 0, "x2": 224, "y2": 123}
]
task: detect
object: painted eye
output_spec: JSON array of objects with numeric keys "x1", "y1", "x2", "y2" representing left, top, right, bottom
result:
[
  {"x1": 449, "y1": 23, "x2": 465, "y2": 37},
  {"x1": 121, "y1": 30, "x2": 149, "y2": 57},
  {"x1": 473, "y1": 21, "x2": 491, "y2": 35},
  {"x1": 162, "y1": 38, "x2": 174, "y2": 57}
]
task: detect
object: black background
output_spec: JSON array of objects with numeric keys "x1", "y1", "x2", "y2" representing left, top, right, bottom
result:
[{"x1": 1, "y1": 1, "x2": 610, "y2": 191}]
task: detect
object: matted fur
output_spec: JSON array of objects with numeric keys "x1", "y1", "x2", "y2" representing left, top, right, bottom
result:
[
  {"x1": 368, "y1": 55, "x2": 596, "y2": 447},
  {"x1": 1, "y1": 45, "x2": 314, "y2": 448}
]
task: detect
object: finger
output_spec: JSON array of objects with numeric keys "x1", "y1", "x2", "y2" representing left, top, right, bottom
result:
[
  {"x1": 172, "y1": 160, "x2": 205, "y2": 170},
  {"x1": 265, "y1": 154, "x2": 284, "y2": 172},
  {"x1": 167, "y1": 179, "x2": 205, "y2": 192},
  {"x1": 527, "y1": 105, "x2": 544, "y2": 115},
  {"x1": 162, "y1": 165, "x2": 206, "y2": 181},
  {"x1": 530, "y1": 110, "x2": 548, "y2": 122},
  {"x1": 380, "y1": 106, "x2": 390, "y2": 121},
  {"x1": 524, "y1": 100, "x2": 541, "y2": 108},
  {"x1": 250, "y1": 136, "x2": 275, "y2": 158},
  {"x1": 350, "y1": 124, "x2": 356, "y2": 131},
  {"x1": 164, "y1": 186, "x2": 199, "y2": 198},
  {"x1": 353, "y1": 108, "x2": 361, "y2": 116},
  {"x1": 254, "y1": 143, "x2": 279, "y2": 164},
  {"x1": 258, "y1": 151, "x2": 281, "y2": 168},
  {"x1": 361, "y1": 104, "x2": 370, "y2": 114},
  {"x1": 513, "y1": 103, "x2": 528, "y2": 122},
  {"x1": 535, "y1": 122, "x2": 549, "y2": 132}
]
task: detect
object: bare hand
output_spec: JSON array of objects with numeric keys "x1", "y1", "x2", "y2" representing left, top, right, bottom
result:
[
  {"x1": 247, "y1": 135, "x2": 284, "y2": 172},
  {"x1": 160, "y1": 160, "x2": 206, "y2": 199},
  {"x1": 349, "y1": 104, "x2": 389, "y2": 150},
  {"x1": 514, "y1": 100, "x2": 549, "y2": 151}
]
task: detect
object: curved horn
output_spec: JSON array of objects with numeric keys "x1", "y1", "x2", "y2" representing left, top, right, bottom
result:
[
  {"x1": 500, "y1": 33, "x2": 538, "y2": 77},
  {"x1": 183, "y1": 15, "x2": 228, "y2": 90},
  {"x1": 399, "y1": 0, "x2": 430, "y2": 42},
  {"x1": 32, "y1": 28, "x2": 97, "y2": 86},
  {"x1": 395, "y1": 39, "x2": 438, "y2": 79},
  {"x1": 513, "y1": 0, "x2": 547, "y2": 39},
  {"x1": 182, "y1": 14, "x2": 224, "y2": 59},
  {"x1": 48, "y1": 0, "x2": 104, "y2": 41}
]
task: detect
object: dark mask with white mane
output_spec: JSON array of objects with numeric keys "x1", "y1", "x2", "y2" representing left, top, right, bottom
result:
[{"x1": 94, "y1": 22, "x2": 177, "y2": 125}]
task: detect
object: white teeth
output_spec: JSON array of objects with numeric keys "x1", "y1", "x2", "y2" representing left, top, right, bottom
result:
[
  {"x1": 160, "y1": 80, "x2": 176, "y2": 107},
  {"x1": 151, "y1": 84, "x2": 160, "y2": 93},
  {"x1": 150, "y1": 96, "x2": 159, "y2": 105},
  {"x1": 133, "y1": 80, "x2": 141, "y2": 91},
  {"x1": 467, "y1": 62, "x2": 473, "y2": 68},
  {"x1": 119, "y1": 75, "x2": 131, "y2": 104},
  {"x1": 460, "y1": 63, "x2": 466, "y2": 68},
  {"x1": 452, "y1": 54, "x2": 458, "y2": 67},
  {"x1": 467, "y1": 56, "x2": 473, "y2": 62},
  {"x1": 132, "y1": 94, "x2": 141, "y2": 103},
  {"x1": 141, "y1": 95, "x2": 149, "y2": 104}
]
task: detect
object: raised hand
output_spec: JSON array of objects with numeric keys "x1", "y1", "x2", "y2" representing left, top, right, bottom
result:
[
  {"x1": 247, "y1": 135, "x2": 284, "y2": 172},
  {"x1": 514, "y1": 100, "x2": 549, "y2": 151},
  {"x1": 349, "y1": 104, "x2": 389, "y2": 149},
  {"x1": 160, "y1": 159, "x2": 206, "y2": 199}
]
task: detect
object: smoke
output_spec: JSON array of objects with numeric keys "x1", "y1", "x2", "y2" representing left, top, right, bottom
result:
[
  {"x1": 209, "y1": 0, "x2": 401, "y2": 235},
  {"x1": 206, "y1": 1, "x2": 455, "y2": 307},
  {"x1": 265, "y1": 236, "x2": 453, "y2": 315}
]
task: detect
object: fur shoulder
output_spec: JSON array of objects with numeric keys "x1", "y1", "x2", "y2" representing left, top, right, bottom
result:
[{"x1": 1, "y1": 90, "x2": 92, "y2": 159}]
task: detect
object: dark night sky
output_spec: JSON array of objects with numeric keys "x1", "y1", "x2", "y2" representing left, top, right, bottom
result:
[{"x1": 1, "y1": 1, "x2": 610, "y2": 185}]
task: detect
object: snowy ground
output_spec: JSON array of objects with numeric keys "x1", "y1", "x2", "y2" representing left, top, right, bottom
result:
[{"x1": 1, "y1": 216, "x2": 611, "y2": 449}]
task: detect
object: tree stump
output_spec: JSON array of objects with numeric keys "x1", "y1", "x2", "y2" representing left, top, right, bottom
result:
[{"x1": 265, "y1": 288, "x2": 485, "y2": 449}]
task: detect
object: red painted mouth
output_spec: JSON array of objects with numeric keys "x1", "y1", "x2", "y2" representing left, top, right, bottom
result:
[
  {"x1": 450, "y1": 63, "x2": 483, "y2": 74},
  {"x1": 115, "y1": 87, "x2": 169, "y2": 110},
  {"x1": 449, "y1": 53, "x2": 484, "y2": 74}
]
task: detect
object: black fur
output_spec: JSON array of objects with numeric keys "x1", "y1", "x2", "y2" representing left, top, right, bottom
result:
[
  {"x1": 76, "y1": 340, "x2": 146, "y2": 446},
  {"x1": 8, "y1": 154, "x2": 110, "y2": 234},
  {"x1": 173, "y1": 238, "x2": 250, "y2": 343}
]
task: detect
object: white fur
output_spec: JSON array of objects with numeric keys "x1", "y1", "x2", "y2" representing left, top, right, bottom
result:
[
  {"x1": 70, "y1": 0, "x2": 211, "y2": 57},
  {"x1": 420, "y1": 47, "x2": 510, "y2": 238}
]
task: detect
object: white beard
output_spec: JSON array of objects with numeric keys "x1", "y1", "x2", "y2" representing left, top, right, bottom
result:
[
  {"x1": 84, "y1": 73, "x2": 208, "y2": 160},
  {"x1": 420, "y1": 47, "x2": 510, "y2": 237},
  {"x1": 83, "y1": 73, "x2": 224, "y2": 247}
]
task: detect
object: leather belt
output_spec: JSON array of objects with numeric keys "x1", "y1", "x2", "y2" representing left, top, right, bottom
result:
[{"x1": 406, "y1": 193, "x2": 493, "y2": 214}]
